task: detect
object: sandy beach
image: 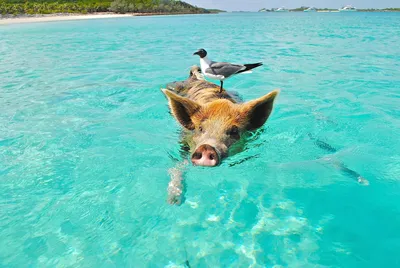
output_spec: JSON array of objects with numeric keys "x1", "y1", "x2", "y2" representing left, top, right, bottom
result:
[{"x1": 0, "y1": 13, "x2": 132, "y2": 25}]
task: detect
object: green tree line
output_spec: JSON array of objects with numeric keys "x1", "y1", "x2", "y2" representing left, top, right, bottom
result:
[
  {"x1": 109, "y1": 0, "x2": 210, "y2": 14},
  {"x1": 0, "y1": 0, "x2": 212, "y2": 16}
]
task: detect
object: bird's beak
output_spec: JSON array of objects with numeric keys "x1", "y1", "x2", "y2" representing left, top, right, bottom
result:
[{"x1": 193, "y1": 51, "x2": 200, "y2": 56}]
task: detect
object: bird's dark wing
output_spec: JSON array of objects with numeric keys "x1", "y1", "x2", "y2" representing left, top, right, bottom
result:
[{"x1": 206, "y1": 62, "x2": 246, "y2": 78}]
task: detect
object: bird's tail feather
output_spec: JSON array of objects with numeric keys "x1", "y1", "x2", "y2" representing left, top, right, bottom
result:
[{"x1": 238, "y1": 62, "x2": 263, "y2": 74}]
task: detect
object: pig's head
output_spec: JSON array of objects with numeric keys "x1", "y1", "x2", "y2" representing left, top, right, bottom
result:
[{"x1": 162, "y1": 89, "x2": 279, "y2": 167}]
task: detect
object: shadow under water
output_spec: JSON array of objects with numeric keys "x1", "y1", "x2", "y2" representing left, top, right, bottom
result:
[{"x1": 308, "y1": 133, "x2": 369, "y2": 185}]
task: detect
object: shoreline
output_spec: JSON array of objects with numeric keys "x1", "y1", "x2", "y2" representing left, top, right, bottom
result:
[
  {"x1": 0, "y1": 13, "x2": 133, "y2": 25},
  {"x1": 2, "y1": 10, "x2": 397, "y2": 25},
  {"x1": 0, "y1": 12, "x2": 212, "y2": 25}
]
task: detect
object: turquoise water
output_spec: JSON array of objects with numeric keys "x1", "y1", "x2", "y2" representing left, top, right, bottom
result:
[{"x1": 1, "y1": 12, "x2": 400, "y2": 267}]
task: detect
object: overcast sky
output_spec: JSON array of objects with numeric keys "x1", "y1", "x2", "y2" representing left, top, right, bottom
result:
[{"x1": 188, "y1": 0, "x2": 398, "y2": 11}]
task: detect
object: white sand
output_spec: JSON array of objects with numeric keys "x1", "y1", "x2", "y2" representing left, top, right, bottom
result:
[{"x1": 0, "y1": 14, "x2": 132, "y2": 25}]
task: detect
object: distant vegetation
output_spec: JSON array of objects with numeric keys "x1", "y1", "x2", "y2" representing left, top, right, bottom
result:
[
  {"x1": 258, "y1": 6, "x2": 400, "y2": 12},
  {"x1": 0, "y1": 0, "x2": 111, "y2": 14},
  {"x1": 206, "y1": 8, "x2": 226, "y2": 13},
  {"x1": 313, "y1": 8, "x2": 338, "y2": 12},
  {"x1": 109, "y1": 0, "x2": 212, "y2": 14},
  {"x1": 358, "y1": 8, "x2": 400, "y2": 12},
  {"x1": 289, "y1": 6, "x2": 308, "y2": 11},
  {"x1": 0, "y1": 0, "x2": 219, "y2": 16}
]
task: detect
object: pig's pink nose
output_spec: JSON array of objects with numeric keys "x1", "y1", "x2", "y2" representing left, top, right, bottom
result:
[{"x1": 191, "y1": 144, "x2": 220, "y2": 167}]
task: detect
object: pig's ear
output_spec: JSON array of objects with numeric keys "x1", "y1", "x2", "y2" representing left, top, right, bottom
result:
[
  {"x1": 241, "y1": 89, "x2": 279, "y2": 131},
  {"x1": 161, "y1": 89, "x2": 201, "y2": 130}
]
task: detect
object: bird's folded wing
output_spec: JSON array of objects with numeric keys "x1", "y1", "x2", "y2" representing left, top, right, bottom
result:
[{"x1": 207, "y1": 62, "x2": 246, "y2": 77}]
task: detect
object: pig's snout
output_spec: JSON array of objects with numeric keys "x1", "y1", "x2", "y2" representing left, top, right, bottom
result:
[{"x1": 191, "y1": 144, "x2": 220, "y2": 167}]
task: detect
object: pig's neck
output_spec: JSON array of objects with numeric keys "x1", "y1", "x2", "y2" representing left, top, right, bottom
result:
[
  {"x1": 184, "y1": 59, "x2": 238, "y2": 105},
  {"x1": 188, "y1": 84, "x2": 237, "y2": 105}
]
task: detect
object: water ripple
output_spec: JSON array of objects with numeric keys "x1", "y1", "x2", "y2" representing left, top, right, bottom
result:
[{"x1": 1, "y1": 12, "x2": 400, "y2": 267}]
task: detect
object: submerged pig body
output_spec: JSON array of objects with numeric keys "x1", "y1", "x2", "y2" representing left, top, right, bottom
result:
[{"x1": 163, "y1": 66, "x2": 279, "y2": 167}]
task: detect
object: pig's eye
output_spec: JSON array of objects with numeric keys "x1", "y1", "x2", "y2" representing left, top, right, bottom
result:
[
  {"x1": 227, "y1": 126, "x2": 240, "y2": 138},
  {"x1": 198, "y1": 126, "x2": 203, "y2": 132}
]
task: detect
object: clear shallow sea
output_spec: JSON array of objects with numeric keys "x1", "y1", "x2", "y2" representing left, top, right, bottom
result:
[{"x1": 1, "y1": 12, "x2": 400, "y2": 267}]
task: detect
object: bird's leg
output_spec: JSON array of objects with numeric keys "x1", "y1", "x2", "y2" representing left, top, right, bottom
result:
[{"x1": 219, "y1": 81, "x2": 223, "y2": 93}]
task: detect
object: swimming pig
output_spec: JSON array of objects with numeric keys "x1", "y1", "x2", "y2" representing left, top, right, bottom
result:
[
  {"x1": 162, "y1": 66, "x2": 279, "y2": 204},
  {"x1": 162, "y1": 66, "x2": 279, "y2": 167}
]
